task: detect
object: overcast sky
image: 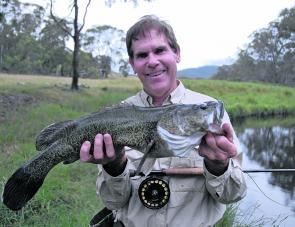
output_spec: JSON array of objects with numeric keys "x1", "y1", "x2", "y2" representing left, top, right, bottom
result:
[{"x1": 21, "y1": 0, "x2": 295, "y2": 70}]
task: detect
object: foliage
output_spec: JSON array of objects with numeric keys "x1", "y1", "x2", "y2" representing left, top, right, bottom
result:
[
  {"x1": 50, "y1": 0, "x2": 92, "y2": 90},
  {"x1": 0, "y1": 0, "x2": 99, "y2": 78},
  {"x1": 214, "y1": 6, "x2": 295, "y2": 86},
  {"x1": 82, "y1": 25, "x2": 129, "y2": 75},
  {"x1": 97, "y1": 55, "x2": 112, "y2": 78},
  {"x1": 0, "y1": 0, "x2": 153, "y2": 89}
]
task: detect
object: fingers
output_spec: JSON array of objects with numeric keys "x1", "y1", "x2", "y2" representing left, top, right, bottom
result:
[
  {"x1": 215, "y1": 135, "x2": 236, "y2": 157},
  {"x1": 93, "y1": 134, "x2": 116, "y2": 160},
  {"x1": 222, "y1": 123, "x2": 234, "y2": 143},
  {"x1": 80, "y1": 133, "x2": 117, "y2": 164},
  {"x1": 93, "y1": 134, "x2": 104, "y2": 160},
  {"x1": 80, "y1": 141, "x2": 92, "y2": 162},
  {"x1": 199, "y1": 130, "x2": 237, "y2": 162},
  {"x1": 103, "y1": 134, "x2": 116, "y2": 158},
  {"x1": 200, "y1": 134, "x2": 229, "y2": 161},
  {"x1": 210, "y1": 123, "x2": 236, "y2": 157}
]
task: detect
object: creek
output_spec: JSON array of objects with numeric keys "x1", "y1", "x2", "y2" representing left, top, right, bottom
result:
[{"x1": 234, "y1": 116, "x2": 295, "y2": 226}]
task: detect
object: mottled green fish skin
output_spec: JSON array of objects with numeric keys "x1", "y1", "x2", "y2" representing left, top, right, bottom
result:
[{"x1": 3, "y1": 101, "x2": 224, "y2": 211}]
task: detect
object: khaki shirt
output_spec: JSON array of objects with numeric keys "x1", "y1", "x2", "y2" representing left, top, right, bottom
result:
[{"x1": 96, "y1": 81, "x2": 247, "y2": 227}]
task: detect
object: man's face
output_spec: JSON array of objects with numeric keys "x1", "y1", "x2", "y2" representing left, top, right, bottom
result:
[{"x1": 129, "y1": 29, "x2": 180, "y2": 102}]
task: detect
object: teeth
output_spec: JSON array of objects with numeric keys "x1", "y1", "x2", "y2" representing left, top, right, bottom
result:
[{"x1": 146, "y1": 70, "x2": 164, "y2": 77}]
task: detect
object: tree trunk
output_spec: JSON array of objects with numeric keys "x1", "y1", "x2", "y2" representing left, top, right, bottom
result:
[
  {"x1": 71, "y1": 0, "x2": 80, "y2": 90},
  {"x1": 71, "y1": 34, "x2": 80, "y2": 90}
]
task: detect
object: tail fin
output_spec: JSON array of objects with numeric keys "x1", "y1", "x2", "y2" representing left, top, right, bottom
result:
[
  {"x1": 3, "y1": 166, "x2": 44, "y2": 211},
  {"x1": 3, "y1": 142, "x2": 74, "y2": 211}
]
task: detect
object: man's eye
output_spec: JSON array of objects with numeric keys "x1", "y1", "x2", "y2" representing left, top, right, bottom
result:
[
  {"x1": 155, "y1": 48, "x2": 165, "y2": 54},
  {"x1": 136, "y1": 53, "x2": 147, "y2": 59}
]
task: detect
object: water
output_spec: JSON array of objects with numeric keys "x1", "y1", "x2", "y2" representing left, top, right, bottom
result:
[{"x1": 234, "y1": 116, "x2": 295, "y2": 226}]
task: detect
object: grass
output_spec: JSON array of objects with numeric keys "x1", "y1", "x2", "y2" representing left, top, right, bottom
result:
[
  {"x1": 215, "y1": 203, "x2": 289, "y2": 227},
  {"x1": 0, "y1": 73, "x2": 294, "y2": 226},
  {"x1": 182, "y1": 79, "x2": 295, "y2": 118},
  {"x1": 0, "y1": 75, "x2": 135, "y2": 226}
]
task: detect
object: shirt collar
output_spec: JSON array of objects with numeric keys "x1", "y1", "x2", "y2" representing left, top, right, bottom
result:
[{"x1": 139, "y1": 80, "x2": 186, "y2": 107}]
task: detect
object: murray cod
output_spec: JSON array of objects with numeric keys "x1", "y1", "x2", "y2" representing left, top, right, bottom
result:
[{"x1": 3, "y1": 100, "x2": 224, "y2": 211}]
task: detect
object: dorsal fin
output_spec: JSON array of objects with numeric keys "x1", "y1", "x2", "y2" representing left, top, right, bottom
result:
[
  {"x1": 36, "y1": 120, "x2": 76, "y2": 151},
  {"x1": 97, "y1": 102, "x2": 134, "y2": 113}
]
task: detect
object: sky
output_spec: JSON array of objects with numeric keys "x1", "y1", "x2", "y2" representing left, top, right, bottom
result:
[{"x1": 21, "y1": 0, "x2": 295, "y2": 70}]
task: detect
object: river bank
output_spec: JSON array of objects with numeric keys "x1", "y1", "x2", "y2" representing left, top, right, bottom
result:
[{"x1": 1, "y1": 74, "x2": 295, "y2": 119}]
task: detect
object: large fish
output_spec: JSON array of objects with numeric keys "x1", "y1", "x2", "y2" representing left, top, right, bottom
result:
[{"x1": 2, "y1": 100, "x2": 224, "y2": 211}]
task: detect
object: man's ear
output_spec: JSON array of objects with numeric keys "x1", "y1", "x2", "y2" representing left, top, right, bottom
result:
[{"x1": 129, "y1": 58, "x2": 136, "y2": 73}]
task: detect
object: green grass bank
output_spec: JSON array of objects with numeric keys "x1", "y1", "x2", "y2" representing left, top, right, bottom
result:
[{"x1": 0, "y1": 74, "x2": 294, "y2": 226}]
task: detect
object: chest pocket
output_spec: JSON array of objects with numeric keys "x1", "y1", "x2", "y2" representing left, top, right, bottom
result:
[
  {"x1": 168, "y1": 175, "x2": 206, "y2": 208},
  {"x1": 168, "y1": 155, "x2": 206, "y2": 208}
]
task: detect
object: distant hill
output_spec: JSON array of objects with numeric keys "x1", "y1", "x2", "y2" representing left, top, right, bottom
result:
[{"x1": 177, "y1": 65, "x2": 219, "y2": 79}]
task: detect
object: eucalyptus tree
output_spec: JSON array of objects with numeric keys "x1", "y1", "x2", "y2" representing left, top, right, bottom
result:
[
  {"x1": 50, "y1": 0, "x2": 152, "y2": 90},
  {"x1": 39, "y1": 18, "x2": 72, "y2": 75},
  {"x1": 244, "y1": 7, "x2": 295, "y2": 85},
  {"x1": 82, "y1": 25, "x2": 128, "y2": 76},
  {"x1": 214, "y1": 5, "x2": 295, "y2": 86},
  {"x1": 50, "y1": 0, "x2": 92, "y2": 90},
  {"x1": 0, "y1": 0, "x2": 45, "y2": 73},
  {"x1": 277, "y1": 7, "x2": 295, "y2": 84}
]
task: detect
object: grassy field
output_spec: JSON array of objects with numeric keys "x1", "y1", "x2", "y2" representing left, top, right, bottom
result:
[{"x1": 0, "y1": 74, "x2": 294, "y2": 226}]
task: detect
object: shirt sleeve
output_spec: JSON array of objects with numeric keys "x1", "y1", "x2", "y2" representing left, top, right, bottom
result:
[
  {"x1": 203, "y1": 154, "x2": 247, "y2": 204},
  {"x1": 96, "y1": 160, "x2": 132, "y2": 210},
  {"x1": 203, "y1": 111, "x2": 247, "y2": 203}
]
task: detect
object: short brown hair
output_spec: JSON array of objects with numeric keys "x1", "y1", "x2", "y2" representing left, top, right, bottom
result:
[{"x1": 126, "y1": 15, "x2": 179, "y2": 58}]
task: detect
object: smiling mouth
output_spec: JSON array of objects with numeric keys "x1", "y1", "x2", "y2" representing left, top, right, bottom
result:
[{"x1": 145, "y1": 70, "x2": 165, "y2": 77}]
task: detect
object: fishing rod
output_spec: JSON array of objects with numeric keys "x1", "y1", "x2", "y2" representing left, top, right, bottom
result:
[
  {"x1": 243, "y1": 169, "x2": 295, "y2": 173},
  {"x1": 129, "y1": 167, "x2": 295, "y2": 211},
  {"x1": 130, "y1": 168, "x2": 295, "y2": 177},
  {"x1": 129, "y1": 167, "x2": 295, "y2": 210}
]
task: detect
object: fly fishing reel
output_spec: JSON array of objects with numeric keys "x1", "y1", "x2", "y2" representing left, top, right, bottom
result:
[{"x1": 138, "y1": 176, "x2": 170, "y2": 209}]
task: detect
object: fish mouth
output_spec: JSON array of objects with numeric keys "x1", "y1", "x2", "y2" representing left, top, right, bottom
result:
[
  {"x1": 145, "y1": 69, "x2": 166, "y2": 77},
  {"x1": 208, "y1": 123, "x2": 224, "y2": 135}
]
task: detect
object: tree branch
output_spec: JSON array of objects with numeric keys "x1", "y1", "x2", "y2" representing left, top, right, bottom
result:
[
  {"x1": 50, "y1": 0, "x2": 73, "y2": 38},
  {"x1": 79, "y1": 0, "x2": 92, "y2": 33}
]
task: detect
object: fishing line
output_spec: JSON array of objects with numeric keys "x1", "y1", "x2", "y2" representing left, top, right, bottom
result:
[{"x1": 245, "y1": 172, "x2": 291, "y2": 208}]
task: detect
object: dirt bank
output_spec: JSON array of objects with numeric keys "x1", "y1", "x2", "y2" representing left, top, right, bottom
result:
[{"x1": 0, "y1": 93, "x2": 37, "y2": 122}]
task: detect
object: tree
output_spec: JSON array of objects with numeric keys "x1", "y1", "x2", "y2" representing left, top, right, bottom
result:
[
  {"x1": 39, "y1": 18, "x2": 72, "y2": 75},
  {"x1": 79, "y1": 51, "x2": 100, "y2": 78},
  {"x1": 214, "y1": 5, "x2": 295, "y2": 86},
  {"x1": 119, "y1": 59, "x2": 131, "y2": 77},
  {"x1": 82, "y1": 25, "x2": 127, "y2": 73},
  {"x1": 50, "y1": 0, "x2": 152, "y2": 89},
  {"x1": 97, "y1": 55, "x2": 111, "y2": 78},
  {"x1": 50, "y1": 0, "x2": 91, "y2": 90},
  {"x1": 0, "y1": 0, "x2": 10, "y2": 22},
  {"x1": 0, "y1": 0, "x2": 45, "y2": 73}
]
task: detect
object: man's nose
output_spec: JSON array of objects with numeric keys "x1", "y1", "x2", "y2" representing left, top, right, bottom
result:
[{"x1": 147, "y1": 54, "x2": 159, "y2": 67}]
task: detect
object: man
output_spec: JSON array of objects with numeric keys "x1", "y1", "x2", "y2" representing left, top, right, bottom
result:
[{"x1": 80, "y1": 15, "x2": 247, "y2": 227}]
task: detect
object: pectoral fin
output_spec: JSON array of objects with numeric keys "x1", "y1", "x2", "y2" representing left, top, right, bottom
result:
[{"x1": 135, "y1": 140, "x2": 155, "y2": 176}]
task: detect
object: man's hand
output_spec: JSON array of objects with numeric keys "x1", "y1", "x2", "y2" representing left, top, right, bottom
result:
[
  {"x1": 80, "y1": 133, "x2": 127, "y2": 176},
  {"x1": 198, "y1": 123, "x2": 237, "y2": 176}
]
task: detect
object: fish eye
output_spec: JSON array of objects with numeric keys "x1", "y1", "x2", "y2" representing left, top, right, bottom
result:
[{"x1": 199, "y1": 104, "x2": 207, "y2": 110}]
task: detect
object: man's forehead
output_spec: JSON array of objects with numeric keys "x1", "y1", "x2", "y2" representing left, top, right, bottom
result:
[
  {"x1": 133, "y1": 29, "x2": 166, "y2": 41},
  {"x1": 131, "y1": 33, "x2": 169, "y2": 52}
]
